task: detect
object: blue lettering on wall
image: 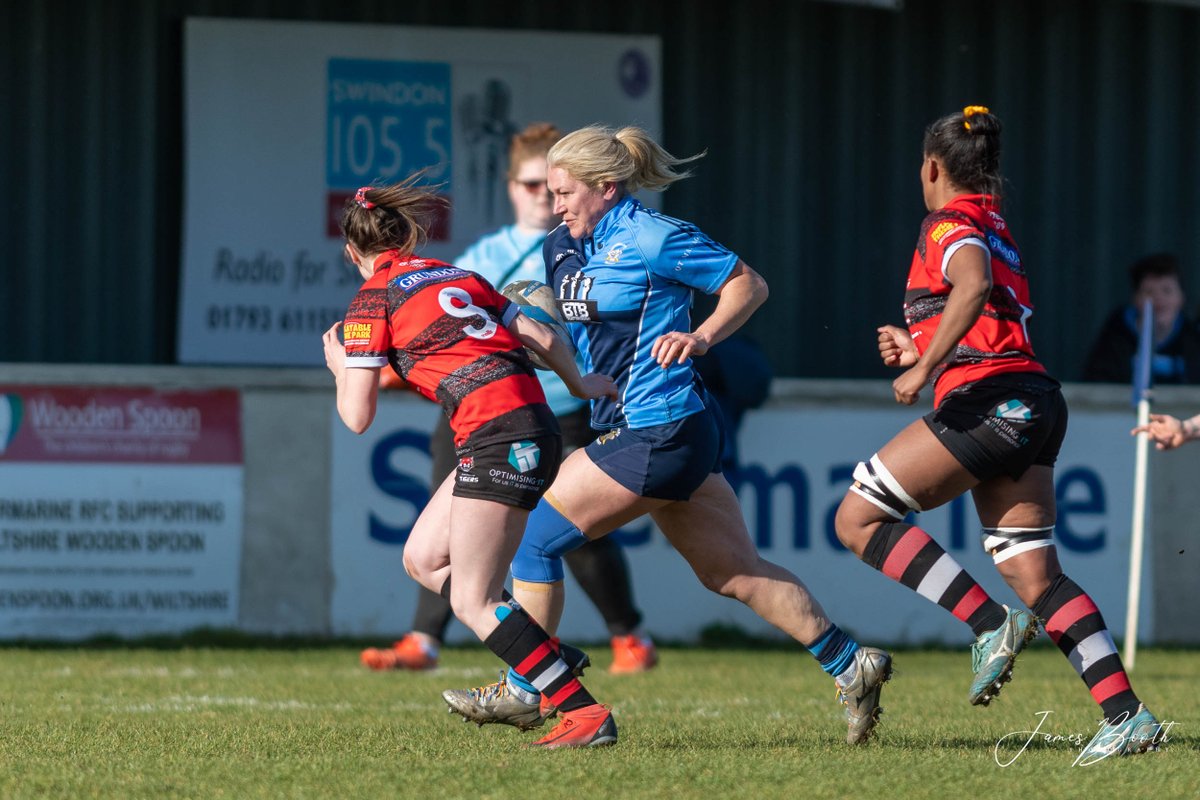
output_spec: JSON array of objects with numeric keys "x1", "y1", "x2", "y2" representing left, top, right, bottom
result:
[
  {"x1": 1054, "y1": 466, "x2": 1106, "y2": 552},
  {"x1": 948, "y1": 495, "x2": 968, "y2": 551},
  {"x1": 359, "y1": 432, "x2": 1109, "y2": 557},
  {"x1": 729, "y1": 465, "x2": 809, "y2": 549},
  {"x1": 368, "y1": 429, "x2": 431, "y2": 544},
  {"x1": 611, "y1": 522, "x2": 652, "y2": 547},
  {"x1": 824, "y1": 464, "x2": 855, "y2": 552}
]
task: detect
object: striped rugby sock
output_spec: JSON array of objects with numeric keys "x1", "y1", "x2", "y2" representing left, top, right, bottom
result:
[
  {"x1": 484, "y1": 604, "x2": 595, "y2": 713},
  {"x1": 1033, "y1": 574, "x2": 1140, "y2": 720},
  {"x1": 863, "y1": 522, "x2": 1008, "y2": 637}
]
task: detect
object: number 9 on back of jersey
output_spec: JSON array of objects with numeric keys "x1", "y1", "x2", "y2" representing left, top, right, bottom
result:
[{"x1": 501, "y1": 279, "x2": 575, "y2": 370}]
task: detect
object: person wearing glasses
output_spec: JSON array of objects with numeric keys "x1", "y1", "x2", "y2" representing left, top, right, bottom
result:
[{"x1": 361, "y1": 123, "x2": 658, "y2": 681}]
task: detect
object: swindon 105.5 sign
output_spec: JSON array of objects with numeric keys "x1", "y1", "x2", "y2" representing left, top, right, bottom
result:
[{"x1": 179, "y1": 19, "x2": 660, "y2": 366}]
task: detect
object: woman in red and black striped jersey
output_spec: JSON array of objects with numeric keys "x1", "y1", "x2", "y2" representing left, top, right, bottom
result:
[
  {"x1": 323, "y1": 178, "x2": 620, "y2": 749},
  {"x1": 833, "y1": 107, "x2": 1163, "y2": 759}
]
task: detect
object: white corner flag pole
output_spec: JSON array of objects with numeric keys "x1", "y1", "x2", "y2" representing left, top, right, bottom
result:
[{"x1": 1124, "y1": 299, "x2": 1154, "y2": 671}]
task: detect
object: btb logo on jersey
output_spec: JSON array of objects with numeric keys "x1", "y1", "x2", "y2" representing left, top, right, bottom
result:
[
  {"x1": 560, "y1": 300, "x2": 594, "y2": 322},
  {"x1": 558, "y1": 272, "x2": 599, "y2": 322},
  {"x1": 508, "y1": 441, "x2": 540, "y2": 473}
]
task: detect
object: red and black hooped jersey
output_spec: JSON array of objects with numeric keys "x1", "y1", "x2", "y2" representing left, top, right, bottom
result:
[
  {"x1": 905, "y1": 194, "x2": 1045, "y2": 407},
  {"x1": 342, "y1": 251, "x2": 551, "y2": 446}
]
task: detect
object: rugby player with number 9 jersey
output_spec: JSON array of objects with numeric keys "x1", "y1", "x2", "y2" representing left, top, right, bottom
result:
[{"x1": 323, "y1": 178, "x2": 619, "y2": 749}]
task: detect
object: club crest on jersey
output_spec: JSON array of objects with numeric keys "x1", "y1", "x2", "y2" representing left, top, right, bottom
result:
[
  {"x1": 595, "y1": 429, "x2": 621, "y2": 445},
  {"x1": 605, "y1": 244, "x2": 626, "y2": 264},
  {"x1": 994, "y1": 399, "x2": 1032, "y2": 421},
  {"x1": 458, "y1": 456, "x2": 474, "y2": 472},
  {"x1": 508, "y1": 441, "x2": 541, "y2": 473}
]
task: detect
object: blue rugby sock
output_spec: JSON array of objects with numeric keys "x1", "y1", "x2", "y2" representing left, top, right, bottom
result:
[
  {"x1": 806, "y1": 623, "x2": 861, "y2": 681},
  {"x1": 507, "y1": 667, "x2": 540, "y2": 695}
]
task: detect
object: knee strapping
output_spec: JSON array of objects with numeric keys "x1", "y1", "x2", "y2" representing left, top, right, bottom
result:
[
  {"x1": 511, "y1": 497, "x2": 588, "y2": 583},
  {"x1": 850, "y1": 455, "x2": 923, "y2": 520},
  {"x1": 981, "y1": 526, "x2": 1055, "y2": 564}
]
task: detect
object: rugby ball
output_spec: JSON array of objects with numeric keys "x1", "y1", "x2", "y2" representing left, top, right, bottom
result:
[{"x1": 501, "y1": 279, "x2": 575, "y2": 370}]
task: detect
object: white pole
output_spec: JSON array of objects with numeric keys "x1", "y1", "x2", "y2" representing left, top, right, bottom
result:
[
  {"x1": 1123, "y1": 297, "x2": 1155, "y2": 672},
  {"x1": 1123, "y1": 398, "x2": 1151, "y2": 670}
]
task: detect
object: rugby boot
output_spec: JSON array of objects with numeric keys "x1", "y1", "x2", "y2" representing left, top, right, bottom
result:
[
  {"x1": 609, "y1": 634, "x2": 659, "y2": 674},
  {"x1": 1076, "y1": 704, "x2": 1164, "y2": 764},
  {"x1": 969, "y1": 606, "x2": 1039, "y2": 706},
  {"x1": 360, "y1": 632, "x2": 438, "y2": 671},
  {"x1": 441, "y1": 639, "x2": 590, "y2": 730},
  {"x1": 837, "y1": 646, "x2": 893, "y2": 744},
  {"x1": 442, "y1": 671, "x2": 546, "y2": 730},
  {"x1": 529, "y1": 703, "x2": 617, "y2": 749}
]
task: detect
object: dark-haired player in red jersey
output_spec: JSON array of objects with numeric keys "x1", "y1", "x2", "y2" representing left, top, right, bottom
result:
[
  {"x1": 833, "y1": 106, "x2": 1164, "y2": 761},
  {"x1": 322, "y1": 178, "x2": 619, "y2": 749}
]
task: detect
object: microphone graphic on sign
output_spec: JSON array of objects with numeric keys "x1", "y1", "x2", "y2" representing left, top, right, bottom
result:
[{"x1": 458, "y1": 79, "x2": 516, "y2": 224}]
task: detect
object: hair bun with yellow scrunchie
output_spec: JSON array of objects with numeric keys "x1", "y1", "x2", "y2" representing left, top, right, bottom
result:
[{"x1": 962, "y1": 105, "x2": 990, "y2": 132}]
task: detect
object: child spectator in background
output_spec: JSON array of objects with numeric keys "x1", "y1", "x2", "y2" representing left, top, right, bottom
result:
[{"x1": 1081, "y1": 253, "x2": 1200, "y2": 384}]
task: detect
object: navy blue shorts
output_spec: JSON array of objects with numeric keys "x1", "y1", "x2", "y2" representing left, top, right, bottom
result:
[{"x1": 586, "y1": 405, "x2": 724, "y2": 501}]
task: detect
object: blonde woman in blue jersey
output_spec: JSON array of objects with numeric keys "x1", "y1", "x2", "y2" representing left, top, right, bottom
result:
[{"x1": 442, "y1": 125, "x2": 893, "y2": 747}]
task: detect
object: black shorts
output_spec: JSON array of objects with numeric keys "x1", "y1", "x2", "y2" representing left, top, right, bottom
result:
[
  {"x1": 430, "y1": 405, "x2": 593, "y2": 485},
  {"x1": 452, "y1": 433, "x2": 562, "y2": 510},
  {"x1": 924, "y1": 372, "x2": 1068, "y2": 482}
]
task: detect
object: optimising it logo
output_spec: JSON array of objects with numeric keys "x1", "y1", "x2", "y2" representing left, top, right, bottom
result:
[{"x1": 508, "y1": 441, "x2": 540, "y2": 473}]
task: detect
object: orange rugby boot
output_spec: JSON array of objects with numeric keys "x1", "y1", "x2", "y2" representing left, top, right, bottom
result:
[
  {"x1": 360, "y1": 632, "x2": 438, "y2": 671},
  {"x1": 529, "y1": 703, "x2": 617, "y2": 749},
  {"x1": 609, "y1": 634, "x2": 659, "y2": 674}
]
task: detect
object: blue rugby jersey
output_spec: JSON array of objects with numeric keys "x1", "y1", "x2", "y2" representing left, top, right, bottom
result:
[{"x1": 544, "y1": 195, "x2": 739, "y2": 430}]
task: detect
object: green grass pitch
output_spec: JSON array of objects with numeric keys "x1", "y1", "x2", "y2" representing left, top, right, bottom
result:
[{"x1": 0, "y1": 643, "x2": 1196, "y2": 798}]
